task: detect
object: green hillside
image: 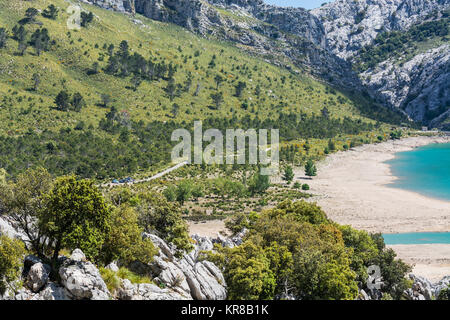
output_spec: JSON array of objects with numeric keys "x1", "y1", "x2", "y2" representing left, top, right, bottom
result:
[{"x1": 0, "y1": 0, "x2": 401, "y2": 179}]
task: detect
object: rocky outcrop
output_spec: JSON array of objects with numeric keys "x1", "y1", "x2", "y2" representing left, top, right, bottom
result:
[
  {"x1": 405, "y1": 274, "x2": 450, "y2": 300},
  {"x1": 84, "y1": 0, "x2": 363, "y2": 90},
  {"x1": 117, "y1": 279, "x2": 190, "y2": 300},
  {"x1": 311, "y1": 0, "x2": 450, "y2": 127},
  {"x1": 311, "y1": 0, "x2": 450, "y2": 59},
  {"x1": 58, "y1": 250, "x2": 111, "y2": 300},
  {"x1": 360, "y1": 44, "x2": 450, "y2": 125},
  {"x1": 26, "y1": 262, "x2": 51, "y2": 293},
  {"x1": 1, "y1": 231, "x2": 227, "y2": 301},
  {"x1": 144, "y1": 233, "x2": 227, "y2": 300}
]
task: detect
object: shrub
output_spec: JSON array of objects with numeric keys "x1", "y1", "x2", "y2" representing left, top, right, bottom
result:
[
  {"x1": 117, "y1": 267, "x2": 151, "y2": 284},
  {"x1": 301, "y1": 184, "x2": 310, "y2": 191},
  {"x1": 99, "y1": 267, "x2": 121, "y2": 293},
  {"x1": 39, "y1": 175, "x2": 111, "y2": 263},
  {"x1": 222, "y1": 241, "x2": 276, "y2": 300},
  {"x1": 137, "y1": 193, "x2": 193, "y2": 256},
  {"x1": 101, "y1": 205, "x2": 157, "y2": 265},
  {"x1": 438, "y1": 285, "x2": 450, "y2": 300},
  {"x1": 305, "y1": 160, "x2": 317, "y2": 177}
]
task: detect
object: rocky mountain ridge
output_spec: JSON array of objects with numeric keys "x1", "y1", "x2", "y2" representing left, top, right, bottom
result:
[
  {"x1": 311, "y1": 0, "x2": 450, "y2": 59},
  {"x1": 312, "y1": 0, "x2": 449, "y2": 127}
]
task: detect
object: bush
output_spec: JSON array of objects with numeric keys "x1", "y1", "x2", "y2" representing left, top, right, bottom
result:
[
  {"x1": 39, "y1": 175, "x2": 111, "y2": 263},
  {"x1": 136, "y1": 193, "x2": 193, "y2": 256},
  {"x1": 0, "y1": 235, "x2": 27, "y2": 295},
  {"x1": 163, "y1": 185, "x2": 177, "y2": 202},
  {"x1": 438, "y1": 285, "x2": 450, "y2": 300},
  {"x1": 248, "y1": 170, "x2": 270, "y2": 195},
  {"x1": 221, "y1": 241, "x2": 276, "y2": 300},
  {"x1": 101, "y1": 205, "x2": 157, "y2": 265},
  {"x1": 117, "y1": 267, "x2": 151, "y2": 284},
  {"x1": 293, "y1": 182, "x2": 301, "y2": 189},
  {"x1": 225, "y1": 212, "x2": 250, "y2": 235},
  {"x1": 301, "y1": 184, "x2": 310, "y2": 191}
]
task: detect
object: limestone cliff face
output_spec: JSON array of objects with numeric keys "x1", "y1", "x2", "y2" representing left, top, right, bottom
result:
[
  {"x1": 84, "y1": 0, "x2": 449, "y2": 127},
  {"x1": 311, "y1": 0, "x2": 450, "y2": 59},
  {"x1": 360, "y1": 44, "x2": 450, "y2": 125},
  {"x1": 311, "y1": 0, "x2": 450, "y2": 128}
]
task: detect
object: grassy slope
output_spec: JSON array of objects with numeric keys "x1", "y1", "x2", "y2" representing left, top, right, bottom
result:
[{"x1": 0, "y1": 0, "x2": 378, "y2": 135}]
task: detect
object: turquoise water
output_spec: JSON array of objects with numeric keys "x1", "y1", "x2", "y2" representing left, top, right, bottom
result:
[
  {"x1": 386, "y1": 142, "x2": 450, "y2": 201},
  {"x1": 384, "y1": 143, "x2": 450, "y2": 244},
  {"x1": 383, "y1": 232, "x2": 450, "y2": 245}
]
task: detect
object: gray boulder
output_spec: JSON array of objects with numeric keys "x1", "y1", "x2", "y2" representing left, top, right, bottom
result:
[
  {"x1": 26, "y1": 262, "x2": 51, "y2": 293},
  {"x1": 59, "y1": 249, "x2": 111, "y2": 300},
  {"x1": 106, "y1": 262, "x2": 119, "y2": 273},
  {"x1": 433, "y1": 275, "x2": 450, "y2": 298},
  {"x1": 145, "y1": 233, "x2": 227, "y2": 300},
  {"x1": 70, "y1": 248, "x2": 87, "y2": 262},
  {"x1": 117, "y1": 279, "x2": 190, "y2": 300},
  {"x1": 37, "y1": 283, "x2": 68, "y2": 300}
]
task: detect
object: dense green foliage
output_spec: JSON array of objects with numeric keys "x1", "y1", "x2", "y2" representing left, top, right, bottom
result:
[
  {"x1": 0, "y1": 167, "x2": 53, "y2": 258},
  {"x1": 39, "y1": 175, "x2": 111, "y2": 262},
  {"x1": 305, "y1": 159, "x2": 317, "y2": 177},
  {"x1": 0, "y1": 0, "x2": 408, "y2": 181},
  {"x1": 282, "y1": 165, "x2": 294, "y2": 184},
  {"x1": 107, "y1": 188, "x2": 193, "y2": 257},
  {"x1": 0, "y1": 168, "x2": 161, "y2": 270},
  {"x1": 100, "y1": 205, "x2": 158, "y2": 265},
  {"x1": 438, "y1": 285, "x2": 450, "y2": 300},
  {"x1": 209, "y1": 200, "x2": 411, "y2": 300}
]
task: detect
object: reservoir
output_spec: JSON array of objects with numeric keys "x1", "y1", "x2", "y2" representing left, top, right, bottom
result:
[
  {"x1": 386, "y1": 142, "x2": 450, "y2": 201},
  {"x1": 383, "y1": 232, "x2": 450, "y2": 245}
]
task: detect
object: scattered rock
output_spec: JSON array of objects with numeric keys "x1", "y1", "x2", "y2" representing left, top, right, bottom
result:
[
  {"x1": 59, "y1": 249, "x2": 111, "y2": 300},
  {"x1": 26, "y1": 262, "x2": 51, "y2": 293},
  {"x1": 106, "y1": 262, "x2": 119, "y2": 273}
]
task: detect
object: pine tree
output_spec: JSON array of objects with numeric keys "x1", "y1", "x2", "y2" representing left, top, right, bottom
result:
[
  {"x1": 0, "y1": 28, "x2": 7, "y2": 49},
  {"x1": 42, "y1": 4, "x2": 59, "y2": 20},
  {"x1": 55, "y1": 90, "x2": 71, "y2": 111},
  {"x1": 282, "y1": 165, "x2": 294, "y2": 184},
  {"x1": 305, "y1": 159, "x2": 317, "y2": 178}
]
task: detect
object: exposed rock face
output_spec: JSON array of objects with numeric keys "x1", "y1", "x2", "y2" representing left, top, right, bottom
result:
[
  {"x1": 117, "y1": 279, "x2": 190, "y2": 300},
  {"x1": 58, "y1": 250, "x2": 111, "y2": 300},
  {"x1": 144, "y1": 233, "x2": 227, "y2": 300},
  {"x1": 81, "y1": 0, "x2": 131, "y2": 13},
  {"x1": 311, "y1": 0, "x2": 450, "y2": 59},
  {"x1": 209, "y1": 0, "x2": 326, "y2": 47},
  {"x1": 405, "y1": 274, "x2": 450, "y2": 300},
  {"x1": 81, "y1": 0, "x2": 448, "y2": 125}
]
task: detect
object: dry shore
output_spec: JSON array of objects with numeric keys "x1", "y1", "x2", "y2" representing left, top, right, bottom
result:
[{"x1": 296, "y1": 135, "x2": 450, "y2": 281}]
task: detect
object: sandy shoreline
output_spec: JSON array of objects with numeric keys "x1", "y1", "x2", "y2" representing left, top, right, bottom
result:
[
  {"x1": 299, "y1": 135, "x2": 450, "y2": 234},
  {"x1": 296, "y1": 135, "x2": 450, "y2": 280}
]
